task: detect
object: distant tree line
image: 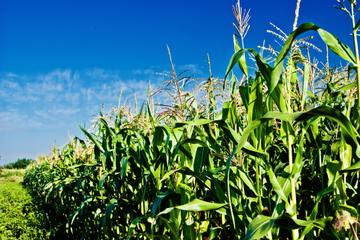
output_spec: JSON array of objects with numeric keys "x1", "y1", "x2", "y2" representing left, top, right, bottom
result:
[{"x1": 2, "y1": 158, "x2": 34, "y2": 169}]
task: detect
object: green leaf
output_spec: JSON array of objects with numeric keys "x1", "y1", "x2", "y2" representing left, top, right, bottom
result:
[
  {"x1": 153, "y1": 126, "x2": 165, "y2": 146},
  {"x1": 160, "y1": 168, "x2": 181, "y2": 182},
  {"x1": 272, "y1": 23, "x2": 318, "y2": 94},
  {"x1": 102, "y1": 199, "x2": 118, "y2": 229},
  {"x1": 248, "y1": 49, "x2": 273, "y2": 83},
  {"x1": 194, "y1": 147, "x2": 209, "y2": 173},
  {"x1": 338, "y1": 82, "x2": 356, "y2": 91},
  {"x1": 98, "y1": 173, "x2": 109, "y2": 189},
  {"x1": 248, "y1": 74, "x2": 262, "y2": 122},
  {"x1": 271, "y1": 23, "x2": 355, "y2": 94},
  {"x1": 275, "y1": 214, "x2": 327, "y2": 233},
  {"x1": 157, "y1": 199, "x2": 226, "y2": 216},
  {"x1": 295, "y1": 106, "x2": 360, "y2": 158},
  {"x1": 175, "y1": 199, "x2": 226, "y2": 211},
  {"x1": 318, "y1": 28, "x2": 356, "y2": 64},
  {"x1": 238, "y1": 169, "x2": 258, "y2": 195},
  {"x1": 128, "y1": 216, "x2": 145, "y2": 236},
  {"x1": 267, "y1": 168, "x2": 288, "y2": 204},
  {"x1": 258, "y1": 107, "x2": 360, "y2": 158},
  {"x1": 152, "y1": 192, "x2": 171, "y2": 216},
  {"x1": 246, "y1": 49, "x2": 287, "y2": 112},
  {"x1": 244, "y1": 215, "x2": 275, "y2": 240},
  {"x1": 80, "y1": 126, "x2": 105, "y2": 153},
  {"x1": 340, "y1": 160, "x2": 360, "y2": 172},
  {"x1": 225, "y1": 49, "x2": 246, "y2": 81},
  {"x1": 234, "y1": 35, "x2": 248, "y2": 76},
  {"x1": 337, "y1": 204, "x2": 358, "y2": 217},
  {"x1": 239, "y1": 85, "x2": 250, "y2": 109},
  {"x1": 120, "y1": 156, "x2": 129, "y2": 179},
  {"x1": 243, "y1": 142, "x2": 269, "y2": 159}
]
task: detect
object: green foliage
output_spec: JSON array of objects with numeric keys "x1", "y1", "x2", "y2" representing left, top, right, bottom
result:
[
  {"x1": 22, "y1": 1, "x2": 360, "y2": 239},
  {"x1": 3, "y1": 158, "x2": 35, "y2": 169},
  {"x1": 0, "y1": 169, "x2": 46, "y2": 239}
]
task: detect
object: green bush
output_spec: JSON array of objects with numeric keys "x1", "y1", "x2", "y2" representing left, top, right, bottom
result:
[
  {"x1": 3, "y1": 158, "x2": 34, "y2": 169},
  {"x1": 0, "y1": 170, "x2": 46, "y2": 239}
]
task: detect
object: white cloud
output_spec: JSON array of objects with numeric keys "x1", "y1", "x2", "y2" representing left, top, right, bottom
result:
[
  {"x1": 34, "y1": 107, "x2": 80, "y2": 120},
  {"x1": 0, "y1": 110, "x2": 45, "y2": 131},
  {"x1": 0, "y1": 65, "x2": 207, "y2": 162},
  {"x1": 49, "y1": 108, "x2": 80, "y2": 115},
  {"x1": 178, "y1": 64, "x2": 203, "y2": 75},
  {"x1": 0, "y1": 68, "x2": 165, "y2": 132},
  {"x1": 0, "y1": 68, "x2": 165, "y2": 163},
  {"x1": 132, "y1": 68, "x2": 158, "y2": 76},
  {"x1": 85, "y1": 68, "x2": 121, "y2": 81}
]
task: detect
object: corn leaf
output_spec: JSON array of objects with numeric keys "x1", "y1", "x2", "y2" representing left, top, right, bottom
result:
[{"x1": 244, "y1": 215, "x2": 275, "y2": 240}]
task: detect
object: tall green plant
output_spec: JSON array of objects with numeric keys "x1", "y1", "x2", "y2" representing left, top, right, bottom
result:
[{"x1": 23, "y1": 1, "x2": 360, "y2": 239}]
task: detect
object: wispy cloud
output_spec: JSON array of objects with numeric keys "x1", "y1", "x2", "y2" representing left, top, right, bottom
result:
[
  {"x1": 178, "y1": 64, "x2": 204, "y2": 75},
  {"x1": 0, "y1": 66, "x2": 205, "y2": 162},
  {"x1": 132, "y1": 64, "x2": 204, "y2": 78},
  {"x1": 0, "y1": 110, "x2": 45, "y2": 131},
  {"x1": 0, "y1": 68, "x2": 161, "y2": 132}
]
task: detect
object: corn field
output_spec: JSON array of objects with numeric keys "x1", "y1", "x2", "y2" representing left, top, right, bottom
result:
[{"x1": 23, "y1": 1, "x2": 360, "y2": 239}]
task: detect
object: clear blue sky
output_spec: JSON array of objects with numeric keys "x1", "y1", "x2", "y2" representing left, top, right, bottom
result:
[{"x1": 0, "y1": 0, "x2": 354, "y2": 164}]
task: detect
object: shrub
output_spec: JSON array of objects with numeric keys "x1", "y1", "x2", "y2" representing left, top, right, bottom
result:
[
  {"x1": 3, "y1": 158, "x2": 35, "y2": 169},
  {"x1": 0, "y1": 170, "x2": 46, "y2": 239}
]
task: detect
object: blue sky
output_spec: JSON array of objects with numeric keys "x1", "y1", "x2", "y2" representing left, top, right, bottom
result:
[{"x1": 0, "y1": 0, "x2": 354, "y2": 164}]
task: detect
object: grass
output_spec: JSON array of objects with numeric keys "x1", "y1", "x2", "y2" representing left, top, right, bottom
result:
[
  {"x1": 0, "y1": 169, "x2": 46, "y2": 240},
  {"x1": 0, "y1": 169, "x2": 25, "y2": 183}
]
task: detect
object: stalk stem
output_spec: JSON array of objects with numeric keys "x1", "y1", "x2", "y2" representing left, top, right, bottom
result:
[
  {"x1": 255, "y1": 158, "x2": 262, "y2": 208},
  {"x1": 289, "y1": 135, "x2": 298, "y2": 240},
  {"x1": 286, "y1": 61, "x2": 299, "y2": 240}
]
